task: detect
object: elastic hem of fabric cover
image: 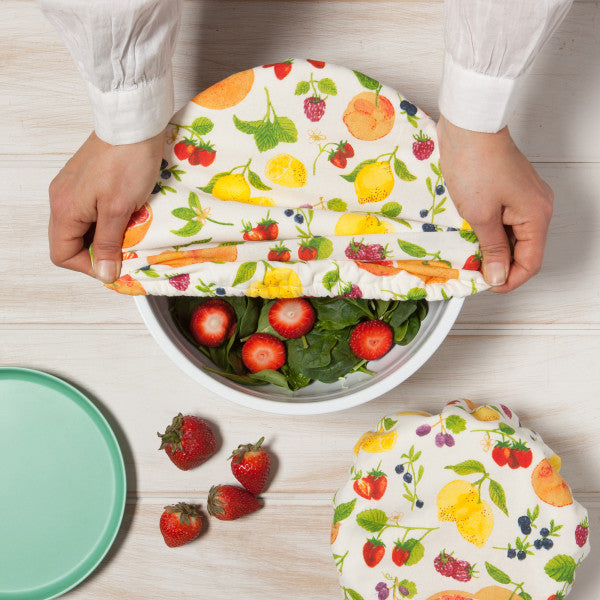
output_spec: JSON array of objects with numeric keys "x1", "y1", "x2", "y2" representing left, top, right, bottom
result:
[
  {"x1": 438, "y1": 53, "x2": 523, "y2": 133},
  {"x1": 86, "y1": 69, "x2": 175, "y2": 145}
]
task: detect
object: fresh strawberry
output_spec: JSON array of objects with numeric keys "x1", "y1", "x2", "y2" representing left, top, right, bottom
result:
[
  {"x1": 363, "y1": 538, "x2": 385, "y2": 567},
  {"x1": 241, "y1": 333, "x2": 286, "y2": 373},
  {"x1": 349, "y1": 320, "x2": 393, "y2": 361},
  {"x1": 174, "y1": 139, "x2": 195, "y2": 161},
  {"x1": 207, "y1": 485, "x2": 260, "y2": 520},
  {"x1": 328, "y1": 149, "x2": 347, "y2": 169},
  {"x1": 412, "y1": 130, "x2": 435, "y2": 161},
  {"x1": 434, "y1": 550, "x2": 456, "y2": 578},
  {"x1": 370, "y1": 468, "x2": 388, "y2": 501},
  {"x1": 159, "y1": 502, "x2": 203, "y2": 547},
  {"x1": 268, "y1": 298, "x2": 315, "y2": 339},
  {"x1": 452, "y1": 559, "x2": 477, "y2": 582},
  {"x1": 339, "y1": 141, "x2": 354, "y2": 158},
  {"x1": 167, "y1": 273, "x2": 190, "y2": 291},
  {"x1": 575, "y1": 518, "x2": 589, "y2": 547},
  {"x1": 304, "y1": 96, "x2": 326, "y2": 121},
  {"x1": 263, "y1": 60, "x2": 293, "y2": 80},
  {"x1": 197, "y1": 146, "x2": 216, "y2": 167},
  {"x1": 513, "y1": 444, "x2": 533, "y2": 468},
  {"x1": 268, "y1": 243, "x2": 291, "y2": 262},
  {"x1": 157, "y1": 413, "x2": 217, "y2": 470},
  {"x1": 307, "y1": 59, "x2": 326, "y2": 69},
  {"x1": 229, "y1": 436, "x2": 271, "y2": 494},
  {"x1": 491, "y1": 443, "x2": 511, "y2": 467},
  {"x1": 190, "y1": 299, "x2": 236, "y2": 347},
  {"x1": 298, "y1": 241, "x2": 318, "y2": 261},
  {"x1": 353, "y1": 474, "x2": 374, "y2": 500},
  {"x1": 463, "y1": 253, "x2": 482, "y2": 271},
  {"x1": 391, "y1": 541, "x2": 411, "y2": 567}
]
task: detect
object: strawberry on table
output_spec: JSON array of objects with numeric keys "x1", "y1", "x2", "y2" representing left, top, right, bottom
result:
[
  {"x1": 268, "y1": 298, "x2": 315, "y2": 339},
  {"x1": 158, "y1": 413, "x2": 217, "y2": 470},
  {"x1": 229, "y1": 436, "x2": 271, "y2": 494},
  {"x1": 207, "y1": 485, "x2": 261, "y2": 520},
  {"x1": 349, "y1": 320, "x2": 393, "y2": 361},
  {"x1": 241, "y1": 333, "x2": 286, "y2": 373},
  {"x1": 190, "y1": 299, "x2": 236, "y2": 347},
  {"x1": 159, "y1": 502, "x2": 203, "y2": 547}
]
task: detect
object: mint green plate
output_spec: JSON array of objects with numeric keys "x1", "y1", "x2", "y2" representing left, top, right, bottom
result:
[{"x1": 0, "y1": 368, "x2": 126, "y2": 599}]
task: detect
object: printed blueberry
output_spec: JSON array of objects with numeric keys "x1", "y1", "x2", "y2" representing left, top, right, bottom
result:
[
  {"x1": 395, "y1": 464, "x2": 405, "y2": 474},
  {"x1": 422, "y1": 223, "x2": 436, "y2": 232},
  {"x1": 520, "y1": 523, "x2": 532, "y2": 535},
  {"x1": 446, "y1": 227, "x2": 457, "y2": 232},
  {"x1": 507, "y1": 548, "x2": 517, "y2": 559},
  {"x1": 160, "y1": 158, "x2": 168, "y2": 170},
  {"x1": 403, "y1": 472, "x2": 412, "y2": 484},
  {"x1": 400, "y1": 100, "x2": 417, "y2": 116},
  {"x1": 284, "y1": 209, "x2": 294, "y2": 217},
  {"x1": 215, "y1": 287, "x2": 226, "y2": 296},
  {"x1": 534, "y1": 539, "x2": 543, "y2": 550},
  {"x1": 436, "y1": 185, "x2": 445, "y2": 195},
  {"x1": 542, "y1": 538, "x2": 554, "y2": 550},
  {"x1": 517, "y1": 550, "x2": 527, "y2": 561},
  {"x1": 161, "y1": 170, "x2": 171, "y2": 179},
  {"x1": 518, "y1": 515, "x2": 531, "y2": 527},
  {"x1": 151, "y1": 183, "x2": 161, "y2": 194},
  {"x1": 416, "y1": 500, "x2": 424, "y2": 509},
  {"x1": 294, "y1": 214, "x2": 304, "y2": 224},
  {"x1": 419, "y1": 209, "x2": 429, "y2": 218},
  {"x1": 540, "y1": 528, "x2": 550, "y2": 538}
]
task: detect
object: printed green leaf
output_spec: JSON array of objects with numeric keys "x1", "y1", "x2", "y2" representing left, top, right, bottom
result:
[
  {"x1": 191, "y1": 116, "x2": 214, "y2": 136},
  {"x1": 498, "y1": 422, "x2": 515, "y2": 435},
  {"x1": 318, "y1": 77, "x2": 337, "y2": 96},
  {"x1": 417, "y1": 464, "x2": 424, "y2": 484},
  {"x1": 247, "y1": 169, "x2": 272, "y2": 191},
  {"x1": 295, "y1": 80, "x2": 310, "y2": 95},
  {"x1": 340, "y1": 159, "x2": 377, "y2": 183},
  {"x1": 197, "y1": 172, "x2": 228, "y2": 194},
  {"x1": 188, "y1": 191, "x2": 201, "y2": 210},
  {"x1": 406, "y1": 287, "x2": 427, "y2": 301},
  {"x1": 161, "y1": 185, "x2": 176, "y2": 193},
  {"x1": 356, "y1": 508, "x2": 388, "y2": 532},
  {"x1": 252, "y1": 117, "x2": 298, "y2": 152},
  {"x1": 311, "y1": 236, "x2": 333, "y2": 259},
  {"x1": 346, "y1": 590, "x2": 366, "y2": 600},
  {"x1": 170, "y1": 220, "x2": 203, "y2": 237},
  {"x1": 232, "y1": 262, "x2": 257, "y2": 287},
  {"x1": 445, "y1": 415, "x2": 467, "y2": 434},
  {"x1": 381, "y1": 201, "x2": 402, "y2": 218},
  {"x1": 383, "y1": 417, "x2": 397, "y2": 430},
  {"x1": 327, "y1": 198, "x2": 347, "y2": 212},
  {"x1": 322, "y1": 268, "x2": 340, "y2": 291},
  {"x1": 398, "y1": 581, "x2": 417, "y2": 599},
  {"x1": 544, "y1": 555, "x2": 577, "y2": 583},
  {"x1": 232, "y1": 115, "x2": 263, "y2": 135},
  {"x1": 333, "y1": 499, "x2": 357, "y2": 524},
  {"x1": 397, "y1": 240, "x2": 427, "y2": 258},
  {"x1": 430, "y1": 162, "x2": 441, "y2": 176},
  {"x1": 426, "y1": 177, "x2": 433, "y2": 195},
  {"x1": 394, "y1": 158, "x2": 417, "y2": 181},
  {"x1": 459, "y1": 229, "x2": 479, "y2": 244},
  {"x1": 404, "y1": 539, "x2": 425, "y2": 566},
  {"x1": 485, "y1": 562, "x2": 511, "y2": 585},
  {"x1": 520, "y1": 593, "x2": 532, "y2": 600},
  {"x1": 172, "y1": 207, "x2": 198, "y2": 221},
  {"x1": 353, "y1": 70, "x2": 381, "y2": 91},
  {"x1": 488, "y1": 479, "x2": 509, "y2": 516},
  {"x1": 445, "y1": 460, "x2": 486, "y2": 475}
]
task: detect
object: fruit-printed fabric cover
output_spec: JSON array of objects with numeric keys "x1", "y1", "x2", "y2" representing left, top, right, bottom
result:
[
  {"x1": 331, "y1": 400, "x2": 590, "y2": 600},
  {"x1": 106, "y1": 59, "x2": 489, "y2": 300}
]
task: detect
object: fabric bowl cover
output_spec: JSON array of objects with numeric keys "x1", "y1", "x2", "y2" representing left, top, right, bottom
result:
[
  {"x1": 331, "y1": 399, "x2": 590, "y2": 600},
  {"x1": 105, "y1": 59, "x2": 489, "y2": 300}
]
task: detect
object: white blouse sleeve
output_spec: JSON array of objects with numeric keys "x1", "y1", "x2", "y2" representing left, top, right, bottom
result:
[
  {"x1": 439, "y1": 0, "x2": 573, "y2": 133},
  {"x1": 38, "y1": 0, "x2": 182, "y2": 145}
]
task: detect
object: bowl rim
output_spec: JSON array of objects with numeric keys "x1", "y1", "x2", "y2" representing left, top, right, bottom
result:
[{"x1": 134, "y1": 296, "x2": 463, "y2": 415}]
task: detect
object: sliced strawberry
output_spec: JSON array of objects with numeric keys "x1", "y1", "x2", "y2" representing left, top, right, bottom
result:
[
  {"x1": 241, "y1": 333, "x2": 286, "y2": 373},
  {"x1": 349, "y1": 320, "x2": 393, "y2": 361},
  {"x1": 307, "y1": 59, "x2": 326, "y2": 69},
  {"x1": 268, "y1": 298, "x2": 315, "y2": 339},
  {"x1": 159, "y1": 502, "x2": 203, "y2": 547},
  {"x1": 353, "y1": 475, "x2": 374, "y2": 499},
  {"x1": 189, "y1": 299, "x2": 236, "y2": 347}
]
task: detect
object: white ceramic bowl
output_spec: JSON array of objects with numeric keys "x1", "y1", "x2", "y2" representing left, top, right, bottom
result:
[{"x1": 135, "y1": 296, "x2": 462, "y2": 415}]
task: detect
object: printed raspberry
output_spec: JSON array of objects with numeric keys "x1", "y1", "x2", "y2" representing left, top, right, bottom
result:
[
  {"x1": 452, "y1": 559, "x2": 476, "y2": 582},
  {"x1": 304, "y1": 96, "x2": 326, "y2": 122},
  {"x1": 575, "y1": 518, "x2": 589, "y2": 547},
  {"x1": 342, "y1": 284, "x2": 362, "y2": 299},
  {"x1": 344, "y1": 240, "x2": 368, "y2": 260},
  {"x1": 412, "y1": 130, "x2": 435, "y2": 160},
  {"x1": 434, "y1": 550, "x2": 456, "y2": 578},
  {"x1": 362, "y1": 244, "x2": 389, "y2": 261},
  {"x1": 168, "y1": 273, "x2": 190, "y2": 291}
]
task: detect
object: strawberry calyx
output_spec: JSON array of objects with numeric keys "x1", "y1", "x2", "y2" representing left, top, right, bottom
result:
[
  {"x1": 512, "y1": 440, "x2": 530, "y2": 451},
  {"x1": 228, "y1": 436, "x2": 265, "y2": 464},
  {"x1": 579, "y1": 517, "x2": 589, "y2": 529},
  {"x1": 366, "y1": 537, "x2": 385, "y2": 548},
  {"x1": 494, "y1": 440, "x2": 511, "y2": 449},
  {"x1": 157, "y1": 413, "x2": 185, "y2": 453},
  {"x1": 164, "y1": 502, "x2": 202, "y2": 525},
  {"x1": 258, "y1": 212, "x2": 277, "y2": 228},
  {"x1": 412, "y1": 130, "x2": 431, "y2": 143},
  {"x1": 270, "y1": 242, "x2": 290, "y2": 253}
]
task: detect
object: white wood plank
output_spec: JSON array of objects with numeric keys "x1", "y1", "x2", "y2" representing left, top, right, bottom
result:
[{"x1": 1, "y1": 2, "x2": 599, "y2": 161}]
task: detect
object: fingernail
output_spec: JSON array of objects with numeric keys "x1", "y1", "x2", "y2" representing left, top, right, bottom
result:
[
  {"x1": 94, "y1": 260, "x2": 118, "y2": 283},
  {"x1": 484, "y1": 262, "x2": 507, "y2": 286}
]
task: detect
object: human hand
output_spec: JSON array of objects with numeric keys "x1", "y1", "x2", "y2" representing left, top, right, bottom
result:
[
  {"x1": 437, "y1": 115, "x2": 553, "y2": 293},
  {"x1": 48, "y1": 130, "x2": 165, "y2": 283}
]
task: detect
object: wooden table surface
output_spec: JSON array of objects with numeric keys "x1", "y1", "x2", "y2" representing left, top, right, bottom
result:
[{"x1": 1, "y1": 1, "x2": 599, "y2": 598}]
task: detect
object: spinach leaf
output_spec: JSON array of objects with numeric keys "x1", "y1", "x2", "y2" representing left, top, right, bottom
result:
[{"x1": 280, "y1": 364, "x2": 312, "y2": 391}]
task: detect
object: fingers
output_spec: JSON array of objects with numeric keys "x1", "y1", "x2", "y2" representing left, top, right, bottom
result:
[{"x1": 470, "y1": 216, "x2": 512, "y2": 289}]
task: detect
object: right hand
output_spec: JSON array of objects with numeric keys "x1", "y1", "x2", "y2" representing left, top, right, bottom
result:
[{"x1": 48, "y1": 129, "x2": 165, "y2": 283}]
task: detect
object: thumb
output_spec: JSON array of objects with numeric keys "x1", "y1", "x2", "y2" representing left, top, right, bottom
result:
[
  {"x1": 91, "y1": 204, "x2": 132, "y2": 283},
  {"x1": 472, "y1": 218, "x2": 511, "y2": 287}
]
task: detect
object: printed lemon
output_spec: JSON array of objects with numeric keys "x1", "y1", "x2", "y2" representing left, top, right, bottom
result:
[
  {"x1": 354, "y1": 161, "x2": 394, "y2": 204},
  {"x1": 247, "y1": 196, "x2": 275, "y2": 206},
  {"x1": 353, "y1": 430, "x2": 397, "y2": 454},
  {"x1": 212, "y1": 174, "x2": 251, "y2": 202},
  {"x1": 437, "y1": 480, "x2": 479, "y2": 521},
  {"x1": 246, "y1": 268, "x2": 303, "y2": 298},
  {"x1": 334, "y1": 213, "x2": 395, "y2": 236},
  {"x1": 471, "y1": 405, "x2": 501, "y2": 421},
  {"x1": 462, "y1": 220, "x2": 473, "y2": 230},
  {"x1": 548, "y1": 453, "x2": 562, "y2": 473},
  {"x1": 265, "y1": 153, "x2": 307, "y2": 187},
  {"x1": 455, "y1": 499, "x2": 494, "y2": 548}
]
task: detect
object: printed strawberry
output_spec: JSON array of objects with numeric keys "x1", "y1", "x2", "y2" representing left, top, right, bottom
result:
[
  {"x1": 190, "y1": 299, "x2": 236, "y2": 347},
  {"x1": 159, "y1": 502, "x2": 203, "y2": 547},
  {"x1": 363, "y1": 538, "x2": 385, "y2": 567},
  {"x1": 268, "y1": 243, "x2": 291, "y2": 262},
  {"x1": 242, "y1": 220, "x2": 265, "y2": 241},
  {"x1": 547, "y1": 595, "x2": 565, "y2": 600},
  {"x1": 307, "y1": 59, "x2": 326, "y2": 69},
  {"x1": 434, "y1": 550, "x2": 456, "y2": 578},
  {"x1": 268, "y1": 298, "x2": 316, "y2": 339},
  {"x1": 369, "y1": 467, "x2": 388, "y2": 501},
  {"x1": 188, "y1": 146, "x2": 202, "y2": 166},
  {"x1": 258, "y1": 215, "x2": 278, "y2": 240},
  {"x1": 196, "y1": 145, "x2": 216, "y2": 167},
  {"x1": 575, "y1": 518, "x2": 589, "y2": 547},
  {"x1": 339, "y1": 141, "x2": 354, "y2": 158},
  {"x1": 263, "y1": 60, "x2": 293, "y2": 80},
  {"x1": 353, "y1": 473, "x2": 375, "y2": 500},
  {"x1": 167, "y1": 273, "x2": 190, "y2": 291},
  {"x1": 412, "y1": 130, "x2": 435, "y2": 161},
  {"x1": 298, "y1": 241, "x2": 318, "y2": 261},
  {"x1": 463, "y1": 252, "x2": 482, "y2": 271},
  {"x1": 328, "y1": 149, "x2": 347, "y2": 169},
  {"x1": 174, "y1": 139, "x2": 196, "y2": 161},
  {"x1": 391, "y1": 541, "x2": 411, "y2": 567},
  {"x1": 157, "y1": 413, "x2": 217, "y2": 471},
  {"x1": 349, "y1": 320, "x2": 393, "y2": 361},
  {"x1": 491, "y1": 442, "x2": 512, "y2": 467},
  {"x1": 512, "y1": 443, "x2": 533, "y2": 468},
  {"x1": 229, "y1": 436, "x2": 271, "y2": 494},
  {"x1": 452, "y1": 559, "x2": 477, "y2": 582},
  {"x1": 507, "y1": 448, "x2": 521, "y2": 469},
  {"x1": 207, "y1": 485, "x2": 261, "y2": 520},
  {"x1": 304, "y1": 96, "x2": 326, "y2": 122},
  {"x1": 241, "y1": 333, "x2": 286, "y2": 373},
  {"x1": 122, "y1": 251, "x2": 138, "y2": 260}
]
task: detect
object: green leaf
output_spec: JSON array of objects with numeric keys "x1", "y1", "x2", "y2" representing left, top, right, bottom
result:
[
  {"x1": 445, "y1": 415, "x2": 467, "y2": 434},
  {"x1": 191, "y1": 116, "x2": 214, "y2": 136},
  {"x1": 381, "y1": 201, "x2": 402, "y2": 218},
  {"x1": 430, "y1": 162, "x2": 441, "y2": 176},
  {"x1": 327, "y1": 198, "x2": 347, "y2": 212},
  {"x1": 313, "y1": 298, "x2": 373, "y2": 330},
  {"x1": 544, "y1": 555, "x2": 577, "y2": 583},
  {"x1": 383, "y1": 417, "x2": 397, "y2": 430},
  {"x1": 311, "y1": 236, "x2": 333, "y2": 259},
  {"x1": 322, "y1": 268, "x2": 340, "y2": 291},
  {"x1": 346, "y1": 590, "x2": 366, "y2": 600},
  {"x1": 318, "y1": 77, "x2": 337, "y2": 96},
  {"x1": 188, "y1": 191, "x2": 201, "y2": 209},
  {"x1": 236, "y1": 298, "x2": 260, "y2": 339},
  {"x1": 171, "y1": 207, "x2": 198, "y2": 221},
  {"x1": 397, "y1": 581, "x2": 417, "y2": 599},
  {"x1": 248, "y1": 369, "x2": 290, "y2": 389},
  {"x1": 356, "y1": 508, "x2": 387, "y2": 532},
  {"x1": 252, "y1": 117, "x2": 298, "y2": 152},
  {"x1": 488, "y1": 479, "x2": 508, "y2": 516},
  {"x1": 397, "y1": 240, "x2": 427, "y2": 258},
  {"x1": 287, "y1": 329, "x2": 336, "y2": 370},
  {"x1": 397, "y1": 314, "x2": 421, "y2": 345},
  {"x1": 445, "y1": 460, "x2": 486, "y2": 475},
  {"x1": 394, "y1": 158, "x2": 417, "y2": 181},
  {"x1": 333, "y1": 499, "x2": 357, "y2": 524},
  {"x1": 417, "y1": 464, "x2": 424, "y2": 484},
  {"x1": 485, "y1": 562, "x2": 511, "y2": 585},
  {"x1": 426, "y1": 177, "x2": 433, "y2": 195},
  {"x1": 498, "y1": 422, "x2": 515, "y2": 435},
  {"x1": 520, "y1": 593, "x2": 532, "y2": 600},
  {"x1": 198, "y1": 172, "x2": 229, "y2": 194},
  {"x1": 280, "y1": 363, "x2": 312, "y2": 391},
  {"x1": 162, "y1": 185, "x2": 176, "y2": 193},
  {"x1": 170, "y1": 220, "x2": 203, "y2": 237},
  {"x1": 232, "y1": 262, "x2": 257, "y2": 287},
  {"x1": 232, "y1": 115, "x2": 263, "y2": 135},
  {"x1": 406, "y1": 287, "x2": 427, "y2": 301},
  {"x1": 404, "y1": 539, "x2": 424, "y2": 566},
  {"x1": 294, "y1": 81, "x2": 310, "y2": 95},
  {"x1": 459, "y1": 229, "x2": 479, "y2": 244},
  {"x1": 247, "y1": 169, "x2": 272, "y2": 191},
  {"x1": 387, "y1": 301, "x2": 417, "y2": 327},
  {"x1": 340, "y1": 159, "x2": 377, "y2": 183},
  {"x1": 353, "y1": 70, "x2": 381, "y2": 91}
]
